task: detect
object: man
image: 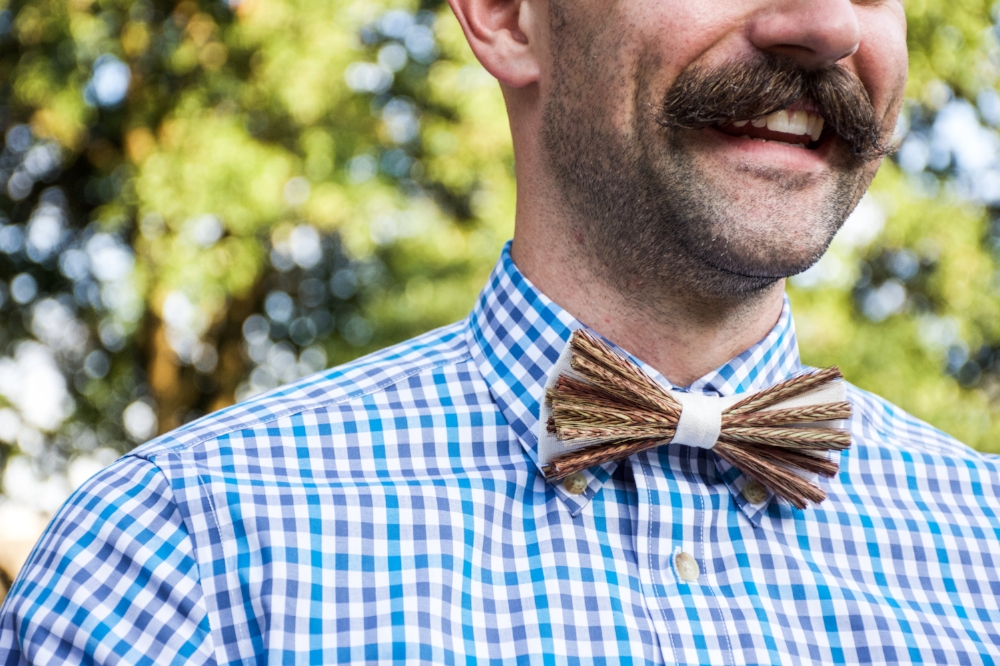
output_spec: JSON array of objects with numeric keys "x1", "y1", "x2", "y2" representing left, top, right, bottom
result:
[{"x1": 1, "y1": 0, "x2": 997, "y2": 663}]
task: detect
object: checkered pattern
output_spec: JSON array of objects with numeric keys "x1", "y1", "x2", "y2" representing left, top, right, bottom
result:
[{"x1": 2, "y1": 243, "x2": 999, "y2": 665}]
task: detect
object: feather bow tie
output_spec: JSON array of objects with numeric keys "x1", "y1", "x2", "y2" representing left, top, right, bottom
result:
[{"x1": 537, "y1": 330, "x2": 853, "y2": 509}]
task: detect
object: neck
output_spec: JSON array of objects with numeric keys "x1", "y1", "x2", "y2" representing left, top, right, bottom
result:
[
  {"x1": 503, "y1": 92, "x2": 787, "y2": 386},
  {"x1": 510, "y1": 220, "x2": 786, "y2": 388}
]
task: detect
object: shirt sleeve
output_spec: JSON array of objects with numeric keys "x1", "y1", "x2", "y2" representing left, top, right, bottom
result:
[{"x1": 0, "y1": 455, "x2": 216, "y2": 665}]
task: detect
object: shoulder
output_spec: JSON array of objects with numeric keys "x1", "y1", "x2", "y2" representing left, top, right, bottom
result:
[
  {"x1": 0, "y1": 456, "x2": 215, "y2": 664},
  {"x1": 7, "y1": 456, "x2": 182, "y2": 580},
  {"x1": 132, "y1": 319, "x2": 475, "y2": 463},
  {"x1": 846, "y1": 382, "x2": 995, "y2": 462}
]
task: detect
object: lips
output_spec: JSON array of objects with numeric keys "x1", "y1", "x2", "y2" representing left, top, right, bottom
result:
[{"x1": 713, "y1": 108, "x2": 827, "y2": 149}]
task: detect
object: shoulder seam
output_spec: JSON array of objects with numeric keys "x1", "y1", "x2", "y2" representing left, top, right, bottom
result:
[{"x1": 133, "y1": 349, "x2": 475, "y2": 463}]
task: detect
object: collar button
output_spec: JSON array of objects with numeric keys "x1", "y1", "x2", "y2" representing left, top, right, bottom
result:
[
  {"x1": 562, "y1": 472, "x2": 588, "y2": 495},
  {"x1": 742, "y1": 479, "x2": 768, "y2": 504}
]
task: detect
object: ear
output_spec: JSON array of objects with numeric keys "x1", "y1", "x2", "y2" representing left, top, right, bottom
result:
[{"x1": 447, "y1": 0, "x2": 544, "y2": 88}]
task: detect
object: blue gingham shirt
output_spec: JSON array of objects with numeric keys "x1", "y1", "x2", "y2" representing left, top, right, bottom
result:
[{"x1": 2, "y1": 244, "x2": 999, "y2": 665}]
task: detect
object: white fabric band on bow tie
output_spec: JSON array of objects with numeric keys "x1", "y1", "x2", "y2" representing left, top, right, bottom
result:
[{"x1": 674, "y1": 393, "x2": 728, "y2": 449}]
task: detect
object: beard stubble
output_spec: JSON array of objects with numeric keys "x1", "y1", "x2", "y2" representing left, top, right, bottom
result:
[{"x1": 539, "y1": 14, "x2": 880, "y2": 303}]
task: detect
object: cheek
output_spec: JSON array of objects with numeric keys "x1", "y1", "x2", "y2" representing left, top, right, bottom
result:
[
  {"x1": 855, "y1": 16, "x2": 909, "y2": 112},
  {"x1": 623, "y1": 5, "x2": 745, "y2": 82}
]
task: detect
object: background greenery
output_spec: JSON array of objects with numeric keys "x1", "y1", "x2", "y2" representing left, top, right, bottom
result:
[{"x1": 1, "y1": 0, "x2": 999, "y2": 591}]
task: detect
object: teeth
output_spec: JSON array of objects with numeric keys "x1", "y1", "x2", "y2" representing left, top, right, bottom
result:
[
  {"x1": 810, "y1": 117, "x2": 825, "y2": 142},
  {"x1": 788, "y1": 110, "x2": 809, "y2": 135},
  {"x1": 730, "y1": 109, "x2": 825, "y2": 142},
  {"x1": 766, "y1": 110, "x2": 791, "y2": 134}
]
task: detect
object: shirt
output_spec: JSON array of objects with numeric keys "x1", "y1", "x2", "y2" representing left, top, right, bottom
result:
[{"x1": 1, "y1": 243, "x2": 999, "y2": 665}]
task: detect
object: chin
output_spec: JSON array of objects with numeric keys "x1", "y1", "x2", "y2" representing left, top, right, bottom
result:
[
  {"x1": 712, "y1": 252, "x2": 823, "y2": 282},
  {"x1": 679, "y1": 216, "x2": 835, "y2": 291}
]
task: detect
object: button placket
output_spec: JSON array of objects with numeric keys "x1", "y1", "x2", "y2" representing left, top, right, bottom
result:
[
  {"x1": 646, "y1": 449, "x2": 740, "y2": 666},
  {"x1": 631, "y1": 453, "x2": 679, "y2": 666},
  {"x1": 696, "y1": 482, "x2": 736, "y2": 666}
]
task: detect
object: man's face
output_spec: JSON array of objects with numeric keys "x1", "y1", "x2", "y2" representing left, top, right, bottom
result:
[{"x1": 539, "y1": 0, "x2": 908, "y2": 299}]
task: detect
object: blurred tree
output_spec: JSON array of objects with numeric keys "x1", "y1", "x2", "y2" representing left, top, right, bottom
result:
[
  {"x1": 0, "y1": 0, "x2": 998, "y2": 540},
  {"x1": 0, "y1": 0, "x2": 513, "y2": 516},
  {"x1": 789, "y1": 0, "x2": 1000, "y2": 447}
]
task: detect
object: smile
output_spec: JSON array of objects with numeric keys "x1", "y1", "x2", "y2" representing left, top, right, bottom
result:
[{"x1": 713, "y1": 109, "x2": 827, "y2": 149}]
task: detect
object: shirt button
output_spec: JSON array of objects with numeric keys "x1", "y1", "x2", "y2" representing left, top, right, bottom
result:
[
  {"x1": 674, "y1": 551, "x2": 700, "y2": 582},
  {"x1": 742, "y1": 479, "x2": 768, "y2": 504},
  {"x1": 562, "y1": 472, "x2": 588, "y2": 495}
]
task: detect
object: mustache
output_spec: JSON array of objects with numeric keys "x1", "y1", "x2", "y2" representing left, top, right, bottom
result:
[{"x1": 656, "y1": 54, "x2": 890, "y2": 160}]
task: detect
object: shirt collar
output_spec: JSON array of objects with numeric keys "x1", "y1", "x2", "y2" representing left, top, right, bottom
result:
[{"x1": 467, "y1": 242, "x2": 803, "y2": 522}]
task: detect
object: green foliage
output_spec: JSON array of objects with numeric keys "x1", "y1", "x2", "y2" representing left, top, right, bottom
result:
[
  {"x1": 0, "y1": 0, "x2": 998, "y2": 512},
  {"x1": 789, "y1": 2, "x2": 1000, "y2": 451},
  {"x1": 791, "y1": 164, "x2": 1000, "y2": 448}
]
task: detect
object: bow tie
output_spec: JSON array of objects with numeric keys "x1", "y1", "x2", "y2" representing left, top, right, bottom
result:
[{"x1": 537, "y1": 330, "x2": 852, "y2": 509}]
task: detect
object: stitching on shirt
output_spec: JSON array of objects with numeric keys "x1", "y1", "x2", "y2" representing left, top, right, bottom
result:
[
  {"x1": 143, "y1": 455, "x2": 223, "y2": 662},
  {"x1": 196, "y1": 479, "x2": 254, "y2": 660},
  {"x1": 698, "y1": 481, "x2": 736, "y2": 665},
  {"x1": 193, "y1": 457, "x2": 247, "y2": 659},
  {"x1": 127, "y1": 352, "x2": 471, "y2": 659},
  {"x1": 134, "y1": 351, "x2": 473, "y2": 463},
  {"x1": 642, "y1": 457, "x2": 680, "y2": 666}
]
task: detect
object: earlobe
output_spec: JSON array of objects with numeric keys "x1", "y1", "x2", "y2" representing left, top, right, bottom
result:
[{"x1": 447, "y1": 0, "x2": 543, "y2": 88}]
